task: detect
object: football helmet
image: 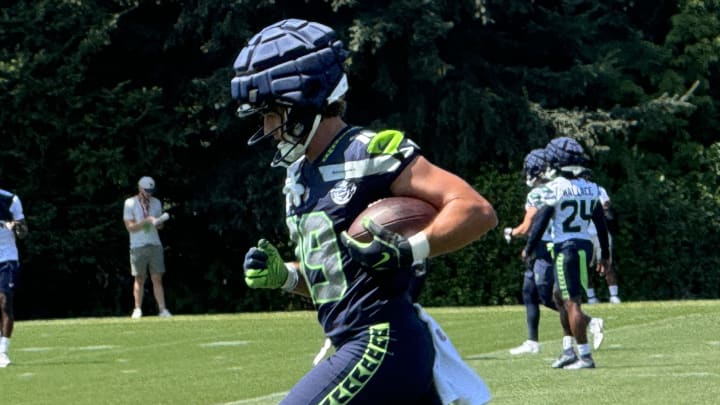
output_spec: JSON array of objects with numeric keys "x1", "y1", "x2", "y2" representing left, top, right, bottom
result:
[
  {"x1": 545, "y1": 136, "x2": 590, "y2": 177},
  {"x1": 231, "y1": 19, "x2": 349, "y2": 167},
  {"x1": 523, "y1": 148, "x2": 547, "y2": 187}
]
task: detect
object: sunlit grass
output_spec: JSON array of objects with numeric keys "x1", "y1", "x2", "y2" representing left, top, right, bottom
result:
[{"x1": 3, "y1": 300, "x2": 718, "y2": 404}]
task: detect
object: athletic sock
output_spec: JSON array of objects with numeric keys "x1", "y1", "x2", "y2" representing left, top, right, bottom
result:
[
  {"x1": 609, "y1": 285, "x2": 619, "y2": 297},
  {"x1": 586, "y1": 288, "x2": 596, "y2": 300},
  {"x1": 577, "y1": 343, "x2": 591, "y2": 357},
  {"x1": 562, "y1": 336, "x2": 574, "y2": 351},
  {"x1": 0, "y1": 337, "x2": 10, "y2": 353}
]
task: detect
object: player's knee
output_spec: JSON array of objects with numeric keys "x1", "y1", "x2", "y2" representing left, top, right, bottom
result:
[
  {"x1": 522, "y1": 279, "x2": 538, "y2": 305},
  {"x1": 522, "y1": 290, "x2": 538, "y2": 305},
  {"x1": 0, "y1": 296, "x2": 12, "y2": 315},
  {"x1": 538, "y1": 286, "x2": 556, "y2": 309},
  {"x1": 566, "y1": 295, "x2": 583, "y2": 307}
]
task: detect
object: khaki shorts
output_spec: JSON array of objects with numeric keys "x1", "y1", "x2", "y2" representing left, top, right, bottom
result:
[{"x1": 130, "y1": 244, "x2": 166, "y2": 277}]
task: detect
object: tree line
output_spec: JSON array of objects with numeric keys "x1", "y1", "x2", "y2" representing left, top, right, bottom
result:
[{"x1": 0, "y1": 0, "x2": 717, "y2": 319}]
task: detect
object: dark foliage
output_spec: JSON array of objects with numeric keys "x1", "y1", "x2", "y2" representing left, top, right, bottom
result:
[{"x1": 0, "y1": 0, "x2": 717, "y2": 318}]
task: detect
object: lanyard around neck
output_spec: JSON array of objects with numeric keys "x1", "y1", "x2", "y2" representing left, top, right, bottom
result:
[{"x1": 138, "y1": 195, "x2": 150, "y2": 218}]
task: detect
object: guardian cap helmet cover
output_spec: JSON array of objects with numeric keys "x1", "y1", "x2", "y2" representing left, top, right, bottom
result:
[
  {"x1": 523, "y1": 149, "x2": 548, "y2": 187},
  {"x1": 231, "y1": 19, "x2": 349, "y2": 167},
  {"x1": 545, "y1": 136, "x2": 590, "y2": 177}
]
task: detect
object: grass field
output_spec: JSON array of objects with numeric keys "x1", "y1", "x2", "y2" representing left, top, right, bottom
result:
[{"x1": 2, "y1": 300, "x2": 719, "y2": 404}]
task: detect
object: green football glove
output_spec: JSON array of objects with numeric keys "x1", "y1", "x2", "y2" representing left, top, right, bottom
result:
[
  {"x1": 340, "y1": 218, "x2": 414, "y2": 272},
  {"x1": 243, "y1": 239, "x2": 289, "y2": 289}
]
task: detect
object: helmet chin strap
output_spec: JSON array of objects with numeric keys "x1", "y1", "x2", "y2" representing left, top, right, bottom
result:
[{"x1": 271, "y1": 113, "x2": 322, "y2": 168}]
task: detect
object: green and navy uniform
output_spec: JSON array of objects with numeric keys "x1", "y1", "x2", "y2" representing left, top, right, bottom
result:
[
  {"x1": 519, "y1": 186, "x2": 556, "y2": 344},
  {"x1": 281, "y1": 126, "x2": 440, "y2": 405},
  {"x1": 523, "y1": 186, "x2": 556, "y2": 310},
  {"x1": 525, "y1": 176, "x2": 609, "y2": 301}
]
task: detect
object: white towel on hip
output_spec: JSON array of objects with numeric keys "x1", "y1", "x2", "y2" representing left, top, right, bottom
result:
[{"x1": 415, "y1": 304, "x2": 492, "y2": 405}]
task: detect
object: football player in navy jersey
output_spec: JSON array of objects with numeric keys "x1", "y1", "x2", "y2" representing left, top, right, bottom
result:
[
  {"x1": 524, "y1": 137, "x2": 610, "y2": 369},
  {"x1": 232, "y1": 19, "x2": 497, "y2": 404}
]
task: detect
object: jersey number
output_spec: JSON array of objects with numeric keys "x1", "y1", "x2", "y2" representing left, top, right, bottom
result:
[
  {"x1": 287, "y1": 213, "x2": 348, "y2": 304},
  {"x1": 560, "y1": 200, "x2": 595, "y2": 233}
]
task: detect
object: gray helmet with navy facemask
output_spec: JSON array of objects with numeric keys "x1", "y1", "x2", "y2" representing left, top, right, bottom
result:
[{"x1": 231, "y1": 19, "x2": 349, "y2": 167}]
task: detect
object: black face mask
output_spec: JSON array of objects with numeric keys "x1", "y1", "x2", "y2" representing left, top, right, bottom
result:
[{"x1": 246, "y1": 105, "x2": 322, "y2": 168}]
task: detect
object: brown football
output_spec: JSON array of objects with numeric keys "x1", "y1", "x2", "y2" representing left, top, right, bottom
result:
[{"x1": 347, "y1": 197, "x2": 438, "y2": 242}]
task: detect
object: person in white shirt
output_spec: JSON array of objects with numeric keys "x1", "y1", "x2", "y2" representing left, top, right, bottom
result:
[
  {"x1": 123, "y1": 176, "x2": 172, "y2": 319},
  {"x1": 0, "y1": 189, "x2": 28, "y2": 367}
]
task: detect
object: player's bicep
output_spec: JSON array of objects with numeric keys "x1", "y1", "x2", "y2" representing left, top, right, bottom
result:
[
  {"x1": 390, "y1": 156, "x2": 497, "y2": 255},
  {"x1": 391, "y1": 156, "x2": 484, "y2": 209}
]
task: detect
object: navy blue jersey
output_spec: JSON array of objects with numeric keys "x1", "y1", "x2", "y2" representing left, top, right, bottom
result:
[{"x1": 283, "y1": 126, "x2": 421, "y2": 345}]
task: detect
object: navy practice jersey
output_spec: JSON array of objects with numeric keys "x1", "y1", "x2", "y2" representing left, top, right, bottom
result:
[{"x1": 283, "y1": 126, "x2": 421, "y2": 345}]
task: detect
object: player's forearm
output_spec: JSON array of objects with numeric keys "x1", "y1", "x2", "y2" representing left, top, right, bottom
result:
[
  {"x1": 284, "y1": 262, "x2": 311, "y2": 298},
  {"x1": 511, "y1": 207, "x2": 538, "y2": 238},
  {"x1": 524, "y1": 206, "x2": 553, "y2": 256},
  {"x1": 425, "y1": 196, "x2": 497, "y2": 257},
  {"x1": 592, "y1": 205, "x2": 610, "y2": 260},
  {"x1": 291, "y1": 275, "x2": 311, "y2": 298}
]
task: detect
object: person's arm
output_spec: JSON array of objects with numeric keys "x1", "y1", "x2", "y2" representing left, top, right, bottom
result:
[
  {"x1": 123, "y1": 198, "x2": 158, "y2": 232},
  {"x1": 243, "y1": 241, "x2": 312, "y2": 298},
  {"x1": 523, "y1": 205, "x2": 554, "y2": 258},
  {"x1": 592, "y1": 202, "x2": 610, "y2": 261},
  {"x1": 509, "y1": 206, "x2": 538, "y2": 238},
  {"x1": 390, "y1": 156, "x2": 498, "y2": 257},
  {"x1": 284, "y1": 261, "x2": 311, "y2": 298},
  {"x1": 8, "y1": 196, "x2": 28, "y2": 239},
  {"x1": 125, "y1": 217, "x2": 154, "y2": 233},
  {"x1": 8, "y1": 219, "x2": 28, "y2": 239},
  {"x1": 152, "y1": 200, "x2": 165, "y2": 230}
]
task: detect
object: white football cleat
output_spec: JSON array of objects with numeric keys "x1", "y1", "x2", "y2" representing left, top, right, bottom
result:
[
  {"x1": 158, "y1": 309, "x2": 172, "y2": 318},
  {"x1": 509, "y1": 340, "x2": 540, "y2": 355},
  {"x1": 609, "y1": 296, "x2": 622, "y2": 304},
  {"x1": 0, "y1": 352, "x2": 11, "y2": 368},
  {"x1": 131, "y1": 308, "x2": 142, "y2": 319},
  {"x1": 589, "y1": 318, "x2": 605, "y2": 350},
  {"x1": 587, "y1": 297, "x2": 600, "y2": 304},
  {"x1": 563, "y1": 354, "x2": 595, "y2": 369}
]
